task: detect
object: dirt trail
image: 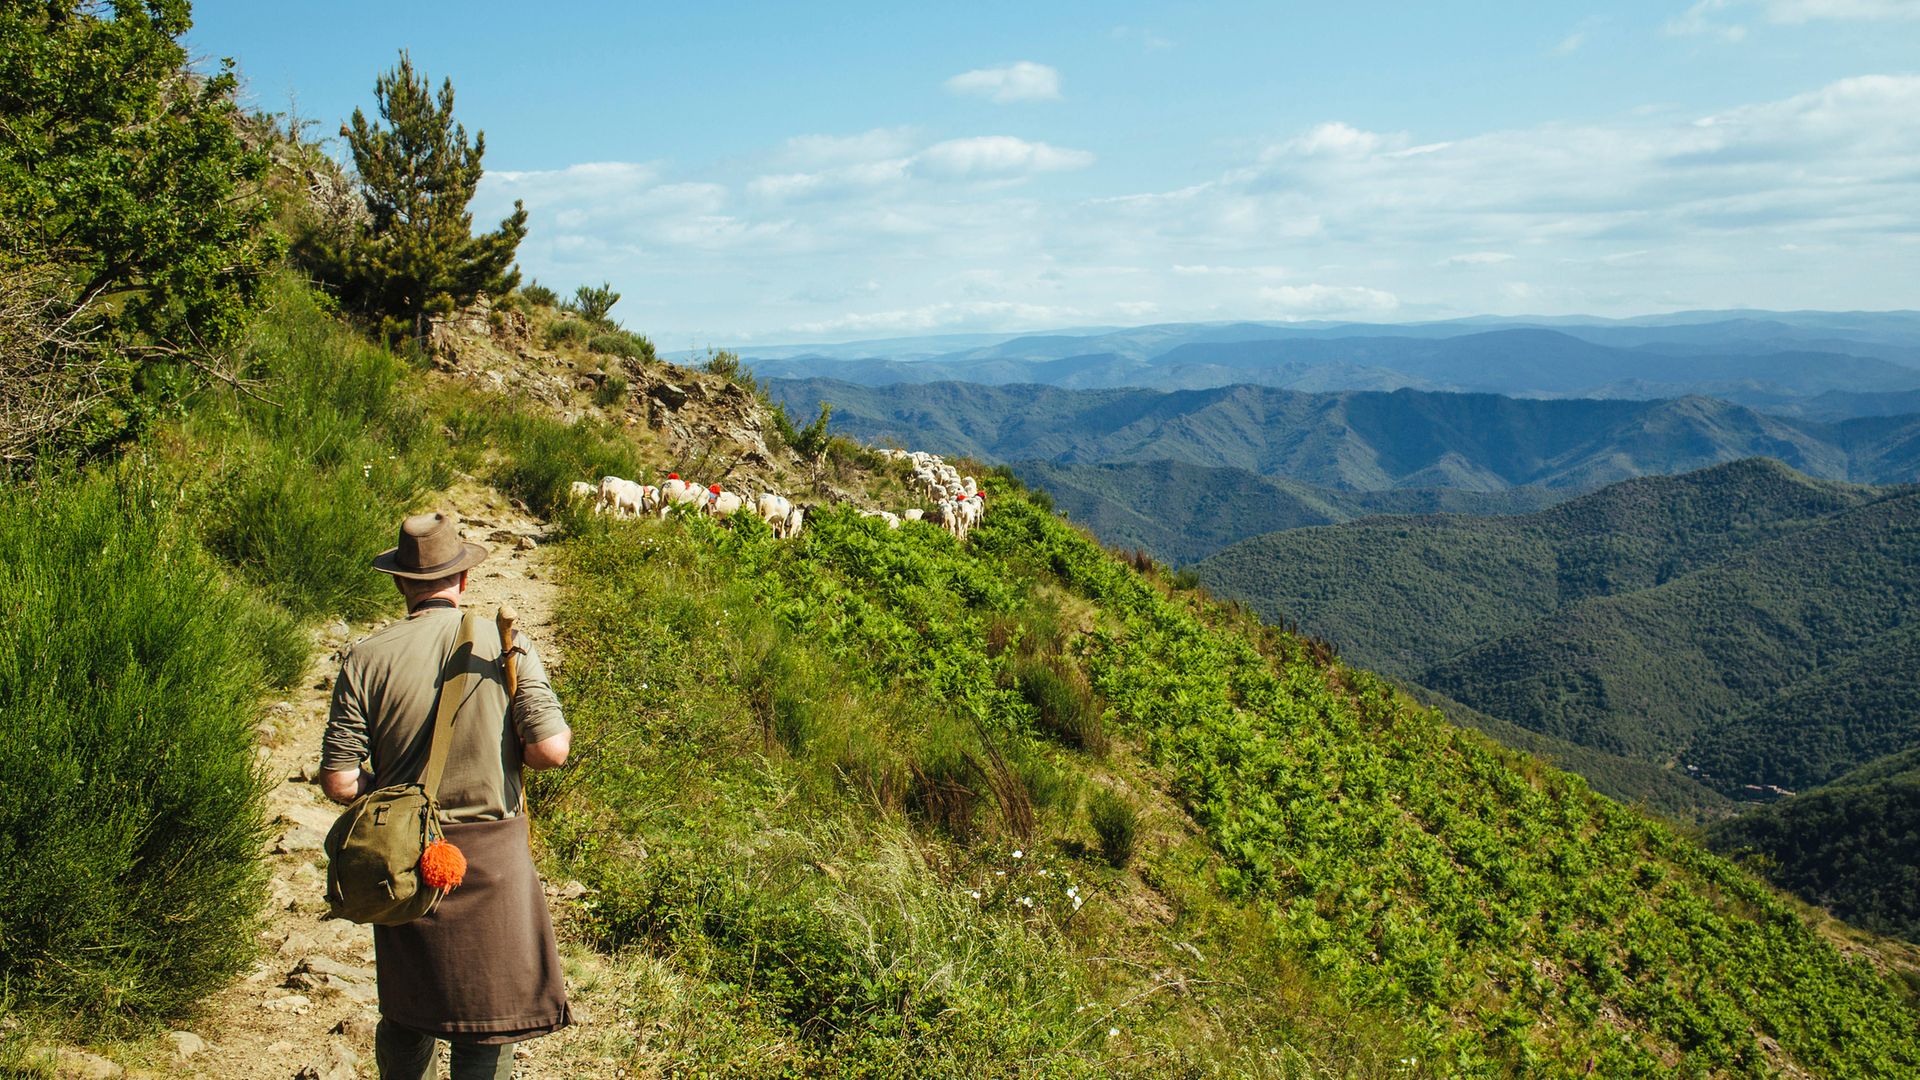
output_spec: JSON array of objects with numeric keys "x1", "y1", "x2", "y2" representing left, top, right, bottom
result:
[{"x1": 153, "y1": 482, "x2": 624, "y2": 1080}]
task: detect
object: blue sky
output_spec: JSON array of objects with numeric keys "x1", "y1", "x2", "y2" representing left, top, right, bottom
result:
[{"x1": 189, "y1": 1, "x2": 1920, "y2": 345}]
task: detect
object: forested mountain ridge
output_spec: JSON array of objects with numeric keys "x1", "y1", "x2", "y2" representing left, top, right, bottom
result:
[
  {"x1": 767, "y1": 377, "x2": 1920, "y2": 494},
  {"x1": 1009, "y1": 458, "x2": 1567, "y2": 565},
  {"x1": 1191, "y1": 459, "x2": 1920, "y2": 800},
  {"x1": 1709, "y1": 746, "x2": 1920, "y2": 942}
]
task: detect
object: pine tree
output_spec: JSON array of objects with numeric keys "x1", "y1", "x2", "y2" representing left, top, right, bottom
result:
[{"x1": 324, "y1": 52, "x2": 527, "y2": 337}]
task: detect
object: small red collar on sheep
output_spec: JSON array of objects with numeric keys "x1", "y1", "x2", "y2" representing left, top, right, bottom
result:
[
  {"x1": 668, "y1": 473, "x2": 679, "y2": 480},
  {"x1": 709, "y1": 484, "x2": 722, "y2": 494}
]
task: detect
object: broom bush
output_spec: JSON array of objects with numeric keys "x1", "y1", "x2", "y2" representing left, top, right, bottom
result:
[{"x1": 0, "y1": 469, "x2": 304, "y2": 1030}]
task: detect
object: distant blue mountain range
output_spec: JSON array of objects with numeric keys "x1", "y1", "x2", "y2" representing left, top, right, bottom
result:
[{"x1": 741, "y1": 311, "x2": 1920, "y2": 418}]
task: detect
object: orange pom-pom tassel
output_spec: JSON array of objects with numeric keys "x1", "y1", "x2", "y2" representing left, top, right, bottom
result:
[{"x1": 419, "y1": 838, "x2": 467, "y2": 891}]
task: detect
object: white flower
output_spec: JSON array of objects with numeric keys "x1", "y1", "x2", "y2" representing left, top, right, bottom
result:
[
  {"x1": 1108, "y1": 1027, "x2": 1119, "y2": 1037},
  {"x1": 1018, "y1": 896, "x2": 1033, "y2": 907},
  {"x1": 1038, "y1": 869, "x2": 1048, "y2": 876},
  {"x1": 1011, "y1": 850, "x2": 1023, "y2": 859},
  {"x1": 968, "y1": 890, "x2": 980, "y2": 899}
]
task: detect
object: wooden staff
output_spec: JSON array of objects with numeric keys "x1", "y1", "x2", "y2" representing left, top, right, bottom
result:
[
  {"x1": 498, "y1": 605, "x2": 530, "y2": 830},
  {"x1": 496, "y1": 605, "x2": 521, "y2": 698}
]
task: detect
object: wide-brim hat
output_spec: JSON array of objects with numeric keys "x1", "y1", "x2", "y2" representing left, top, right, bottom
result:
[{"x1": 372, "y1": 511, "x2": 489, "y2": 580}]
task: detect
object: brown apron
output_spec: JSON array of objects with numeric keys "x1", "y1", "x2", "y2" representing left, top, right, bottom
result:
[{"x1": 372, "y1": 815, "x2": 570, "y2": 1043}]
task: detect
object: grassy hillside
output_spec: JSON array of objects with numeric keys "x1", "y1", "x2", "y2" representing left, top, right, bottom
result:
[
  {"x1": 1710, "y1": 747, "x2": 1920, "y2": 942},
  {"x1": 529, "y1": 486, "x2": 1920, "y2": 1075}
]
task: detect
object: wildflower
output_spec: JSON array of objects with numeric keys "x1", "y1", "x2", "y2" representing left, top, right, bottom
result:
[
  {"x1": 1018, "y1": 896, "x2": 1033, "y2": 907},
  {"x1": 1011, "y1": 849, "x2": 1023, "y2": 859},
  {"x1": 969, "y1": 890, "x2": 980, "y2": 899},
  {"x1": 1108, "y1": 1027, "x2": 1119, "y2": 1037}
]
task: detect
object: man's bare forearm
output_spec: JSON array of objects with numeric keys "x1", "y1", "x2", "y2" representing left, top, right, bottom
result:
[{"x1": 320, "y1": 767, "x2": 370, "y2": 804}]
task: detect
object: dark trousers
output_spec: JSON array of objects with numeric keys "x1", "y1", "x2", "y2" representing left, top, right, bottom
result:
[{"x1": 375, "y1": 1019, "x2": 514, "y2": 1080}]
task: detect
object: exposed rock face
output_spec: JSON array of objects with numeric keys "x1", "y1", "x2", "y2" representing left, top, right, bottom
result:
[{"x1": 423, "y1": 297, "x2": 818, "y2": 495}]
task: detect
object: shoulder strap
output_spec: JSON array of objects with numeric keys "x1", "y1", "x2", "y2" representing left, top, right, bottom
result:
[{"x1": 420, "y1": 611, "x2": 481, "y2": 798}]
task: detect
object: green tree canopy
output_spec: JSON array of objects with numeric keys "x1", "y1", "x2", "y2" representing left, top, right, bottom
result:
[
  {"x1": 317, "y1": 51, "x2": 526, "y2": 336},
  {"x1": 0, "y1": 0, "x2": 279, "y2": 462}
]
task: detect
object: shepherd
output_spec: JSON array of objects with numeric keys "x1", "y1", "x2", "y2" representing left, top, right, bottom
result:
[{"x1": 320, "y1": 511, "x2": 573, "y2": 1079}]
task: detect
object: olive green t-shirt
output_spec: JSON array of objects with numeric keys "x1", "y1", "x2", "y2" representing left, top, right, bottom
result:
[{"x1": 322, "y1": 605, "x2": 569, "y2": 822}]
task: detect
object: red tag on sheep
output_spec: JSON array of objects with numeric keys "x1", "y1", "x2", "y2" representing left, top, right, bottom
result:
[
  {"x1": 668, "y1": 473, "x2": 679, "y2": 480},
  {"x1": 420, "y1": 838, "x2": 467, "y2": 891}
]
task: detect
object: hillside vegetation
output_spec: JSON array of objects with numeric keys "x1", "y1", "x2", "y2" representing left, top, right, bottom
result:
[
  {"x1": 1010, "y1": 460, "x2": 1565, "y2": 565},
  {"x1": 535, "y1": 481, "x2": 1920, "y2": 1075},
  {"x1": 9, "y1": 5, "x2": 1920, "y2": 1076},
  {"x1": 1710, "y1": 748, "x2": 1920, "y2": 943},
  {"x1": 1192, "y1": 460, "x2": 1920, "y2": 793}
]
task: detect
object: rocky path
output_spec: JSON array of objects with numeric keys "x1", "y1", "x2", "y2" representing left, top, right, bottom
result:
[{"x1": 143, "y1": 483, "x2": 626, "y2": 1080}]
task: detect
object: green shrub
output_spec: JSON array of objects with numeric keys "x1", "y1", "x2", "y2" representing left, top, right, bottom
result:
[
  {"x1": 771, "y1": 400, "x2": 832, "y2": 460},
  {"x1": 1013, "y1": 654, "x2": 1107, "y2": 755},
  {"x1": 445, "y1": 405, "x2": 642, "y2": 516},
  {"x1": 569, "y1": 281, "x2": 620, "y2": 324},
  {"x1": 1088, "y1": 788, "x2": 1139, "y2": 869},
  {"x1": 592, "y1": 373, "x2": 629, "y2": 409},
  {"x1": 520, "y1": 280, "x2": 558, "y2": 307},
  {"x1": 703, "y1": 348, "x2": 745, "y2": 383},
  {"x1": 588, "y1": 329, "x2": 654, "y2": 363},
  {"x1": 544, "y1": 318, "x2": 589, "y2": 347},
  {"x1": 0, "y1": 470, "x2": 303, "y2": 1030}
]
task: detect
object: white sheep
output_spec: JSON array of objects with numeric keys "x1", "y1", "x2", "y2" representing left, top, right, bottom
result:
[
  {"x1": 703, "y1": 485, "x2": 744, "y2": 518},
  {"x1": 599, "y1": 476, "x2": 655, "y2": 518},
  {"x1": 755, "y1": 492, "x2": 793, "y2": 535},
  {"x1": 784, "y1": 505, "x2": 805, "y2": 539},
  {"x1": 659, "y1": 474, "x2": 702, "y2": 517}
]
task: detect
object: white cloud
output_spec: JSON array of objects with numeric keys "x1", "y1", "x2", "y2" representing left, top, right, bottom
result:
[
  {"x1": 1668, "y1": 0, "x2": 1918, "y2": 38},
  {"x1": 1257, "y1": 284, "x2": 1400, "y2": 318},
  {"x1": 1269, "y1": 121, "x2": 1404, "y2": 160},
  {"x1": 1171, "y1": 263, "x2": 1292, "y2": 277},
  {"x1": 1444, "y1": 251, "x2": 1516, "y2": 266},
  {"x1": 774, "y1": 127, "x2": 917, "y2": 167},
  {"x1": 1763, "y1": 0, "x2": 1920, "y2": 20},
  {"x1": 1552, "y1": 30, "x2": 1587, "y2": 53},
  {"x1": 944, "y1": 61, "x2": 1062, "y2": 103},
  {"x1": 477, "y1": 74, "x2": 1920, "y2": 341},
  {"x1": 913, "y1": 136, "x2": 1094, "y2": 177},
  {"x1": 1110, "y1": 25, "x2": 1174, "y2": 50},
  {"x1": 792, "y1": 300, "x2": 1078, "y2": 336}
]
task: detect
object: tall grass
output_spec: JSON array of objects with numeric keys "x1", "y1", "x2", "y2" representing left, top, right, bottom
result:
[
  {"x1": 190, "y1": 278, "x2": 448, "y2": 619},
  {"x1": 0, "y1": 469, "x2": 305, "y2": 1030}
]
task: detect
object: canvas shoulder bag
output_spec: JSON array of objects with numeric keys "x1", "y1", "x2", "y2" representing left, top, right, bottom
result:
[{"x1": 323, "y1": 611, "x2": 481, "y2": 925}]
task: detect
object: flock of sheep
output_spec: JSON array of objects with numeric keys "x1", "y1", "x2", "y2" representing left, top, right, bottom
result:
[{"x1": 569, "y1": 447, "x2": 989, "y2": 542}]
